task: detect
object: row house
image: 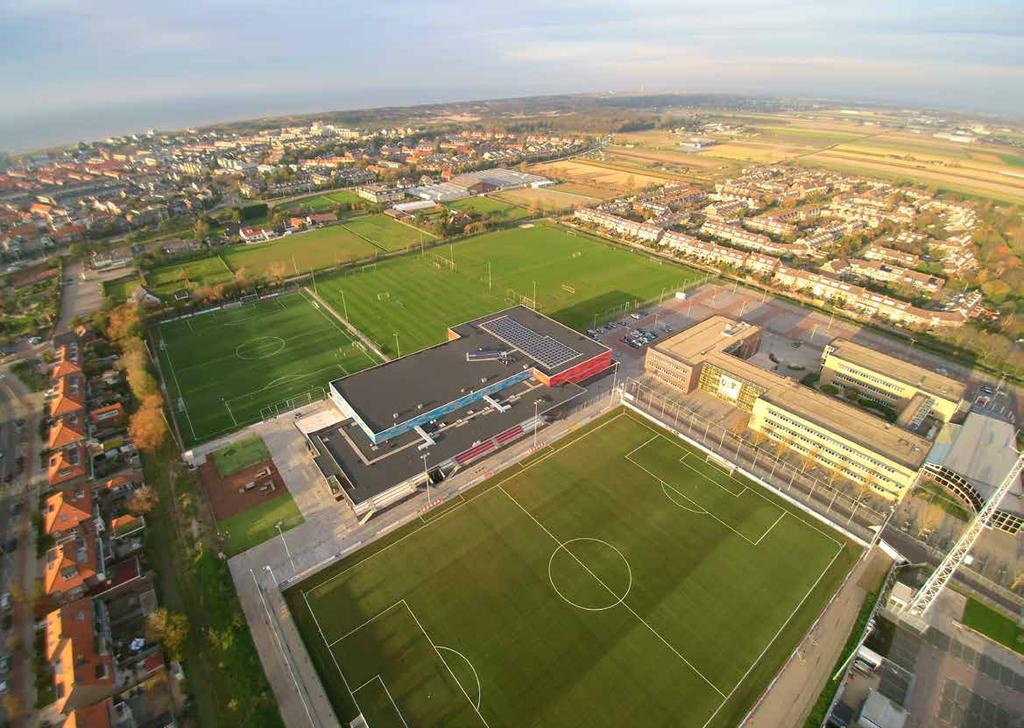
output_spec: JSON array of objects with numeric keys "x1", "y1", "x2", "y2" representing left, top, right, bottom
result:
[
  {"x1": 574, "y1": 209, "x2": 664, "y2": 243},
  {"x1": 700, "y1": 220, "x2": 806, "y2": 257},
  {"x1": 742, "y1": 214, "x2": 797, "y2": 238},
  {"x1": 773, "y1": 266, "x2": 964, "y2": 330},
  {"x1": 862, "y1": 244, "x2": 923, "y2": 268},
  {"x1": 837, "y1": 259, "x2": 946, "y2": 296},
  {"x1": 661, "y1": 231, "x2": 778, "y2": 276}
]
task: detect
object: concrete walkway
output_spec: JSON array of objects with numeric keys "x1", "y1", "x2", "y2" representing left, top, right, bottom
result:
[{"x1": 746, "y1": 547, "x2": 892, "y2": 728}]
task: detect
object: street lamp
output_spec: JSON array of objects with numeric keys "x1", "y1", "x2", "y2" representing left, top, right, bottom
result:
[
  {"x1": 421, "y1": 453, "x2": 430, "y2": 505},
  {"x1": 534, "y1": 400, "x2": 540, "y2": 450}
]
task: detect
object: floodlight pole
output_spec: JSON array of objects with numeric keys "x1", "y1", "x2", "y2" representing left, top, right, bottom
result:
[
  {"x1": 340, "y1": 289, "x2": 349, "y2": 319},
  {"x1": 275, "y1": 522, "x2": 296, "y2": 572},
  {"x1": 534, "y1": 400, "x2": 540, "y2": 450},
  {"x1": 394, "y1": 333, "x2": 400, "y2": 358},
  {"x1": 904, "y1": 453, "x2": 1024, "y2": 621},
  {"x1": 421, "y1": 453, "x2": 430, "y2": 505},
  {"x1": 488, "y1": 261, "x2": 492, "y2": 291}
]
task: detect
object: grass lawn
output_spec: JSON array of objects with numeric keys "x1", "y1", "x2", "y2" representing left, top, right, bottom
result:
[
  {"x1": 103, "y1": 275, "x2": 143, "y2": 303},
  {"x1": 279, "y1": 189, "x2": 362, "y2": 212},
  {"x1": 962, "y1": 597, "x2": 1024, "y2": 656},
  {"x1": 156, "y1": 290, "x2": 379, "y2": 446},
  {"x1": 210, "y1": 435, "x2": 271, "y2": 477},
  {"x1": 286, "y1": 409, "x2": 858, "y2": 727},
  {"x1": 447, "y1": 195, "x2": 532, "y2": 222},
  {"x1": 341, "y1": 214, "x2": 433, "y2": 252},
  {"x1": 144, "y1": 256, "x2": 234, "y2": 298},
  {"x1": 492, "y1": 186, "x2": 596, "y2": 212},
  {"x1": 222, "y1": 226, "x2": 379, "y2": 279},
  {"x1": 315, "y1": 222, "x2": 702, "y2": 357},
  {"x1": 218, "y1": 492, "x2": 304, "y2": 556}
]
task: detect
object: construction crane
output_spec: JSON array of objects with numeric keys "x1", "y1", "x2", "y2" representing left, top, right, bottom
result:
[{"x1": 904, "y1": 452, "x2": 1024, "y2": 620}]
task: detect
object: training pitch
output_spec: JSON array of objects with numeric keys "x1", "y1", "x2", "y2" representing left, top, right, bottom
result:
[
  {"x1": 287, "y1": 410, "x2": 859, "y2": 728},
  {"x1": 156, "y1": 291, "x2": 379, "y2": 446},
  {"x1": 315, "y1": 223, "x2": 704, "y2": 357}
]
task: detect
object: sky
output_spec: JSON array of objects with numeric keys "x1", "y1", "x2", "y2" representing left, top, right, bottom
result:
[{"x1": 1, "y1": 0, "x2": 1022, "y2": 151}]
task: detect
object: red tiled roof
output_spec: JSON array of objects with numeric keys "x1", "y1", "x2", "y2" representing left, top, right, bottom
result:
[
  {"x1": 64, "y1": 698, "x2": 113, "y2": 728},
  {"x1": 45, "y1": 599, "x2": 113, "y2": 714},
  {"x1": 44, "y1": 533, "x2": 98, "y2": 597},
  {"x1": 48, "y1": 444, "x2": 87, "y2": 487},
  {"x1": 43, "y1": 486, "x2": 93, "y2": 536},
  {"x1": 49, "y1": 419, "x2": 86, "y2": 449}
]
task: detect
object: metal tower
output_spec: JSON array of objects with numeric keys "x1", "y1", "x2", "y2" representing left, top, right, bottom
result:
[{"x1": 904, "y1": 453, "x2": 1024, "y2": 620}]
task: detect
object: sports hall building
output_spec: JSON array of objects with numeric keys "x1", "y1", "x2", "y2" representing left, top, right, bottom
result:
[{"x1": 302, "y1": 306, "x2": 612, "y2": 517}]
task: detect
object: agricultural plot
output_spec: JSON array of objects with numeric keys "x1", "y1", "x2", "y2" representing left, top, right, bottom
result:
[
  {"x1": 287, "y1": 410, "x2": 859, "y2": 728},
  {"x1": 447, "y1": 195, "x2": 532, "y2": 222},
  {"x1": 314, "y1": 223, "x2": 702, "y2": 357},
  {"x1": 490, "y1": 186, "x2": 597, "y2": 213},
  {"x1": 530, "y1": 159, "x2": 667, "y2": 195},
  {"x1": 156, "y1": 291, "x2": 379, "y2": 446},
  {"x1": 341, "y1": 214, "x2": 433, "y2": 251}
]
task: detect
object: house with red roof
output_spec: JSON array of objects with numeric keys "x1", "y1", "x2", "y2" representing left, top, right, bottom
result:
[
  {"x1": 50, "y1": 375, "x2": 86, "y2": 418},
  {"x1": 44, "y1": 532, "x2": 104, "y2": 601},
  {"x1": 48, "y1": 444, "x2": 88, "y2": 487},
  {"x1": 44, "y1": 485, "x2": 95, "y2": 541},
  {"x1": 45, "y1": 599, "x2": 115, "y2": 714},
  {"x1": 49, "y1": 412, "x2": 86, "y2": 450}
]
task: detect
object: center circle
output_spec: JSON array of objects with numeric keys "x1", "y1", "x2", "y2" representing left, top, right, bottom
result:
[
  {"x1": 236, "y1": 336, "x2": 286, "y2": 360},
  {"x1": 548, "y1": 537, "x2": 632, "y2": 612}
]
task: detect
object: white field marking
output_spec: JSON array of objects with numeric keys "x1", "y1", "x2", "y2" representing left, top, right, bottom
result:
[
  {"x1": 676, "y1": 451, "x2": 744, "y2": 498},
  {"x1": 302, "y1": 590, "x2": 366, "y2": 723},
  {"x1": 186, "y1": 318, "x2": 194, "y2": 333},
  {"x1": 249, "y1": 570, "x2": 316, "y2": 727},
  {"x1": 309, "y1": 412, "x2": 630, "y2": 596},
  {"x1": 352, "y1": 675, "x2": 410, "y2": 728},
  {"x1": 436, "y1": 646, "x2": 482, "y2": 710},
  {"x1": 328, "y1": 600, "x2": 404, "y2": 646},
  {"x1": 160, "y1": 346, "x2": 197, "y2": 442},
  {"x1": 172, "y1": 325, "x2": 339, "y2": 376},
  {"x1": 755, "y1": 512, "x2": 787, "y2": 546},
  {"x1": 235, "y1": 335, "x2": 286, "y2": 360},
  {"x1": 497, "y1": 484, "x2": 728, "y2": 699},
  {"x1": 699, "y1": 542, "x2": 846, "y2": 728},
  {"x1": 624, "y1": 413, "x2": 843, "y2": 550},
  {"x1": 547, "y1": 537, "x2": 632, "y2": 612},
  {"x1": 418, "y1": 492, "x2": 467, "y2": 524},
  {"x1": 660, "y1": 481, "x2": 709, "y2": 514},
  {"x1": 299, "y1": 288, "x2": 378, "y2": 368},
  {"x1": 403, "y1": 601, "x2": 491, "y2": 728},
  {"x1": 217, "y1": 364, "x2": 341, "y2": 404},
  {"x1": 625, "y1": 451, "x2": 767, "y2": 546}
]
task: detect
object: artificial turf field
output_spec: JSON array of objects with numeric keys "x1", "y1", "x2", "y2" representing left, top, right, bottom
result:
[
  {"x1": 156, "y1": 290, "x2": 379, "y2": 446},
  {"x1": 287, "y1": 409, "x2": 860, "y2": 728},
  {"x1": 315, "y1": 223, "x2": 704, "y2": 357}
]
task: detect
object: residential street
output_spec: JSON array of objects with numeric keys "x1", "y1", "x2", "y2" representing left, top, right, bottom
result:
[{"x1": 0, "y1": 367, "x2": 44, "y2": 725}]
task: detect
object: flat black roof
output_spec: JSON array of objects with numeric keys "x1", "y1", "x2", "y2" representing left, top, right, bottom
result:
[
  {"x1": 309, "y1": 377, "x2": 586, "y2": 504},
  {"x1": 330, "y1": 306, "x2": 608, "y2": 434}
]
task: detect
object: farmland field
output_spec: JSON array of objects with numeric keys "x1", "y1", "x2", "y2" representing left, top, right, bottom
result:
[
  {"x1": 156, "y1": 290, "x2": 379, "y2": 446},
  {"x1": 490, "y1": 186, "x2": 597, "y2": 213},
  {"x1": 314, "y1": 223, "x2": 703, "y2": 357},
  {"x1": 531, "y1": 159, "x2": 667, "y2": 195},
  {"x1": 286, "y1": 409, "x2": 859, "y2": 728}
]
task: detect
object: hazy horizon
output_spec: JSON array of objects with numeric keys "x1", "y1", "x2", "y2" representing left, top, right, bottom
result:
[{"x1": 2, "y1": 0, "x2": 1022, "y2": 152}]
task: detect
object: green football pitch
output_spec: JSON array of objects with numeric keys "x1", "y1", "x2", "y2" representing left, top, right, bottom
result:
[
  {"x1": 155, "y1": 291, "x2": 379, "y2": 446},
  {"x1": 314, "y1": 223, "x2": 705, "y2": 357},
  {"x1": 287, "y1": 410, "x2": 859, "y2": 728}
]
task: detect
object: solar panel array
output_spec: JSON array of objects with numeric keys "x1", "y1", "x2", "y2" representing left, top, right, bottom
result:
[{"x1": 480, "y1": 315, "x2": 581, "y2": 369}]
